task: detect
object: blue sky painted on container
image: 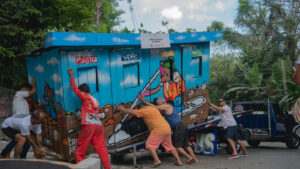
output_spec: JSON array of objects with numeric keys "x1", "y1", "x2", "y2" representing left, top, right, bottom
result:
[{"x1": 116, "y1": 0, "x2": 238, "y2": 33}]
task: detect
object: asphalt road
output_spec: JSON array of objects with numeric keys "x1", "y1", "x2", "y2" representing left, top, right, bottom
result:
[
  {"x1": 1, "y1": 140, "x2": 299, "y2": 169},
  {"x1": 111, "y1": 142, "x2": 300, "y2": 169}
]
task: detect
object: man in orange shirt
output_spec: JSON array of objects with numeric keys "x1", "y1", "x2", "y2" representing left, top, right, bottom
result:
[{"x1": 117, "y1": 103, "x2": 183, "y2": 168}]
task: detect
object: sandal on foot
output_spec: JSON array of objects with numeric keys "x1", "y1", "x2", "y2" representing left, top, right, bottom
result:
[
  {"x1": 174, "y1": 162, "x2": 183, "y2": 166},
  {"x1": 240, "y1": 153, "x2": 248, "y2": 157},
  {"x1": 185, "y1": 159, "x2": 193, "y2": 164},
  {"x1": 229, "y1": 154, "x2": 239, "y2": 159},
  {"x1": 151, "y1": 162, "x2": 162, "y2": 168}
]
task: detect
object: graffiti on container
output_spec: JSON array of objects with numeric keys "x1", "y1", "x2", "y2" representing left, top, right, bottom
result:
[
  {"x1": 68, "y1": 138, "x2": 77, "y2": 154},
  {"x1": 53, "y1": 130, "x2": 59, "y2": 141},
  {"x1": 68, "y1": 128, "x2": 76, "y2": 135},
  {"x1": 75, "y1": 56, "x2": 97, "y2": 64},
  {"x1": 191, "y1": 131, "x2": 217, "y2": 155}
]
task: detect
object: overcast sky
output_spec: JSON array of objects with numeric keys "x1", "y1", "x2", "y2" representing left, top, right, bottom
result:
[{"x1": 116, "y1": 0, "x2": 239, "y2": 33}]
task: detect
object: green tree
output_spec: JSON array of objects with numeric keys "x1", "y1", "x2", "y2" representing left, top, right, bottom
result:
[
  {"x1": 235, "y1": 0, "x2": 299, "y2": 76},
  {"x1": 266, "y1": 58, "x2": 300, "y2": 110},
  {"x1": 218, "y1": 0, "x2": 299, "y2": 108},
  {"x1": 185, "y1": 28, "x2": 196, "y2": 33},
  {"x1": 0, "y1": 0, "x2": 124, "y2": 89},
  {"x1": 209, "y1": 54, "x2": 243, "y2": 103},
  {"x1": 168, "y1": 28, "x2": 177, "y2": 33},
  {"x1": 225, "y1": 62, "x2": 265, "y2": 101}
]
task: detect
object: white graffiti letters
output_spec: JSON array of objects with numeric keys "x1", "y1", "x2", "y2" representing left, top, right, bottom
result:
[
  {"x1": 68, "y1": 138, "x2": 77, "y2": 154},
  {"x1": 121, "y1": 53, "x2": 139, "y2": 61},
  {"x1": 194, "y1": 133, "x2": 215, "y2": 155}
]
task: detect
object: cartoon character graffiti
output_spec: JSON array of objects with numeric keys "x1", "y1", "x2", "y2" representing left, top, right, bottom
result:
[
  {"x1": 103, "y1": 56, "x2": 208, "y2": 147},
  {"x1": 43, "y1": 82, "x2": 65, "y2": 127},
  {"x1": 44, "y1": 82, "x2": 57, "y2": 120},
  {"x1": 138, "y1": 56, "x2": 185, "y2": 111}
]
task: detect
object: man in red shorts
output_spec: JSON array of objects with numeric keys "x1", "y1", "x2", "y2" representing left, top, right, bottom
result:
[
  {"x1": 142, "y1": 97, "x2": 198, "y2": 164},
  {"x1": 117, "y1": 103, "x2": 183, "y2": 168},
  {"x1": 67, "y1": 69, "x2": 111, "y2": 169}
]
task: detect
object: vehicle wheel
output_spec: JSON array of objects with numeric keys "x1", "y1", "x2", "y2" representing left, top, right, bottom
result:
[
  {"x1": 286, "y1": 134, "x2": 300, "y2": 149},
  {"x1": 247, "y1": 140, "x2": 260, "y2": 147},
  {"x1": 225, "y1": 142, "x2": 241, "y2": 154}
]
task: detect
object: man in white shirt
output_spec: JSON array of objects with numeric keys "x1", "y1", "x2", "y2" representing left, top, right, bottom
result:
[
  {"x1": 0, "y1": 77, "x2": 37, "y2": 158},
  {"x1": 12, "y1": 77, "x2": 36, "y2": 115},
  {"x1": 1, "y1": 109, "x2": 45, "y2": 158},
  {"x1": 209, "y1": 98, "x2": 248, "y2": 159},
  {"x1": 292, "y1": 55, "x2": 300, "y2": 84}
]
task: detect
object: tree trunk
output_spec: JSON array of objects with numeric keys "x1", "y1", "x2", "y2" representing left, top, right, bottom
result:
[
  {"x1": 281, "y1": 59, "x2": 289, "y2": 109},
  {"x1": 94, "y1": 0, "x2": 102, "y2": 27}
]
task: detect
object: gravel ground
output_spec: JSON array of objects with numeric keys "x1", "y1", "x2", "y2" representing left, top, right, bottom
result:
[
  {"x1": 111, "y1": 142, "x2": 300, "y2": 169},
  {"x1": 1, "y1": 140, "x2": 299, "y2": 169}
]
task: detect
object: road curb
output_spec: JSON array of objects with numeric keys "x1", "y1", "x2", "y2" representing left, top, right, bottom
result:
[{"x1": 75, "y1": 154, "x2": 103, "y2": 169}]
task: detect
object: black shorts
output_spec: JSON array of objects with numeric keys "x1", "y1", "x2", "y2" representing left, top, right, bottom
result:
[
  {"x1": 172, "y1": 122, "x2": 190, "y2": 148},
  {"x1": 2, "y1": 127, "x2": 20, "y2": 140},
  {"x1": 225, "y1": 125, "x2": 239, "y2": 141}
]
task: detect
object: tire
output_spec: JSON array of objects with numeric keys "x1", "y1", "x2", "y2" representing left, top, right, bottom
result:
[
  {"x1": 225, "y1": 142, "x2": 241, "y2": 154},
  {"x1": 247, "y1": 140, "x2": 260, "y2": 147},
  {"x1": 286, "y1": 134, "x2": 300, "y2": 149}
]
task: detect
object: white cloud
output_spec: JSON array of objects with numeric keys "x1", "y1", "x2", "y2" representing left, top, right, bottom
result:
[
  {"x1": 99, "y1": 71, "x2": 111, "y2": 85},
  {"x1": 199, "y1": 36, "x2": 207, "y2": 41},
  {"x1": 78, "y1": 71, "x2": 97, "y2": 84},
  {"x1": 110, "y1": 57, "x2": 123, "y2": 67},
  {"x1": 137, "y1": 0, "x2": 209, "y2": 13},
  {"x1": 112, "y1": 37, "x2": 129, "y2": 43},
  {"x1": 46, "y1": 37, "x2": 56, "y2": 45},
  {"x1": 190, "y1": 59, "x2": 198, "y2": 65},
  {"x1": 35, "y1": 64, "x2": 44, "y2": 72},
  {"x1": 188, "y1": 14, "x2": 216, "y2": 22},
  {"x1": 121, "y1": 74, "x2": 139, "y2": 87},
  {"x1": 52, "y1": 74, "x2": 62, "y2": 83},
  {"x1": 64, "y1": 34, "x2": 86, "y2": 42},
  {"x1": 55, "y1": 87, "x2": 63, "y2": 96},
  {"x1": 117, "y1": 0, "x2": 236, "y2": 33},
  {"x1": 188, "y1": 3, "x2": 196, "y2": 10},
  {"x1": 185, "y1": 74, "x2": 195, "y2": 82},
  {"x1": 141, "y1": 7, "x2": 151, "y2": 13},
  {"x1": 47, "y1": 57, "x2": 59, "y2": 66},
  {"x1": 176, "y1": 35, "x2": 186, "y2": 40},
  {"x1": 216, "y1": 1, "x2": 225, "y2": 11},
  {"x1": 215, "y1": 33, "x2": 222, "y2": 37},
  {"x1": 161, "y1": 6, "x2": 183, "y2": 20},
  {"x1": 191, "y1": 33, "x2": 197, "y2": 38},
  {"x1": 28, "y1": 75, "x2": 32, "y2": 84},
  {"x1": 202, "y1": 55, "x2": 209, "y2": 62}
]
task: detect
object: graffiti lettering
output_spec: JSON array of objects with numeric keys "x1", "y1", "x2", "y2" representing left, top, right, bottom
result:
[
  {"x1": 121, "y1": 53, "x2": 139, "y2": 62},
  {"x1": 75, "y1": 56, "x2": 97, "y2": 64},
  {"x1": 160, "y1": 50, "x2": 174, "y2": 58},
  {"x1": 193, "y1": 132, "x2": 216, "y2": 155},
  {"x1": 192, "y1": 50, "x2": 203, "y2": 56},
  {"x1": 68, "y1": 138, "x2": 77, "y2": 154}
]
